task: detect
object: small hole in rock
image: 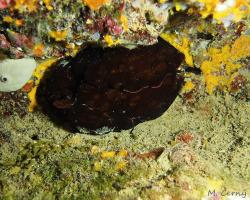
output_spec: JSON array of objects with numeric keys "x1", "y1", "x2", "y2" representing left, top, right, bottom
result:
[
  {"x1": 197, "y1": 32, "x2": 214, "y2": 40},
  {"x1": 31, "y1": 134, "x2": 39, "y2": 140}
]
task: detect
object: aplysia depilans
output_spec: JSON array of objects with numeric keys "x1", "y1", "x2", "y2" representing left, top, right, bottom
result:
[{"x1": 36, "y1": 38, "x2": 184, "y2": 134}]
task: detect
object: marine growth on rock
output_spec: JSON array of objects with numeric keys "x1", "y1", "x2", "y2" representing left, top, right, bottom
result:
[{"x1": 36, "y1": 38, "x2": 184, "y2": 134}]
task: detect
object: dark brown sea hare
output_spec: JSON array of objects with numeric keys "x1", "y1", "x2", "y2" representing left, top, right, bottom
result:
[{"x1": 36, "y1": 38, "x2": 184, "y2": 134}]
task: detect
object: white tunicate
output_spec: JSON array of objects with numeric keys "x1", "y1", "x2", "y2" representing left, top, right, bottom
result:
[
  {"x1": 216, "y1": 0, "x2": 235, "y2": 12},
  {"x1": 0, "y1": 58, "x2": 37, "y2": 92}
]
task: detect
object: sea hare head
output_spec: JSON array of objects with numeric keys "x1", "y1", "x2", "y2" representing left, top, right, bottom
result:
[{"x1": 36, "y1": 38, "x2": 184, "y2": 134}]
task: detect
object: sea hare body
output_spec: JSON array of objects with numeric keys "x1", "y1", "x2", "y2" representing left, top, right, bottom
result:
[{"x1": 36, "y1": 39, "x2": 184, "y2": 133}]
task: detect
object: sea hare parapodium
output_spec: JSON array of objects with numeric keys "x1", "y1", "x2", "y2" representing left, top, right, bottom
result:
[{"x1": 36, "y1": 38, "x2": 184, "y2": 134}]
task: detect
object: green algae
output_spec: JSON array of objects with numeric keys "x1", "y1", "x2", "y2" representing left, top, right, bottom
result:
[
  {"x1": 0, "y1": 14, "x2": 250, "y2": 199},
  {"x1": 0, "y1": 138, "x2": 151, "y2": 199},
  {"x1": 0, "y1": 70, "x2": 250, "y2": 199}
]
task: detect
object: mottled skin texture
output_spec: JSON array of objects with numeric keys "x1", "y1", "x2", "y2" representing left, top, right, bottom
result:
[{"x1": 36, "y1": 39, "x2": 184, "y2": 133}]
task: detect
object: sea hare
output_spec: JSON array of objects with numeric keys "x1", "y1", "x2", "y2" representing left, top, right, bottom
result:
[{"x1": 36, "y1": 38, "x2": 184, "y2": 134}]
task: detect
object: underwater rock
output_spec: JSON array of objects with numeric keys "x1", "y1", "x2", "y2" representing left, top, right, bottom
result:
[{"x1": 36, "y1": 38, "x2": 184, "y2": 133}]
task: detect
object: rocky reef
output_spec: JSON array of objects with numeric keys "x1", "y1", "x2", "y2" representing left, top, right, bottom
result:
[{"x1": 0, "y1": 0, "x2": 250, "y2": 199}]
